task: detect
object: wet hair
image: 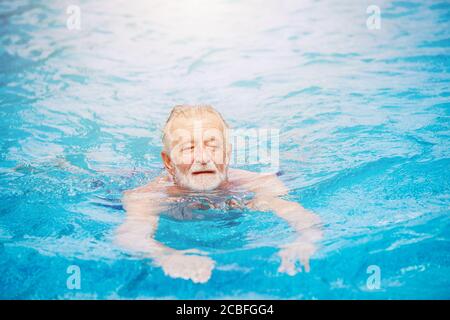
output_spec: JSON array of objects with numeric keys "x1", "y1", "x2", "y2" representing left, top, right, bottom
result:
[{"x1": 162, "y1": 105, "x2": 230, "y2": 152}]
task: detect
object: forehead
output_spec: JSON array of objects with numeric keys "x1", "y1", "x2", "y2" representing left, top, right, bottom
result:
[{"x1": 168, "y1": 114, "x2": 225, "y2": 143}]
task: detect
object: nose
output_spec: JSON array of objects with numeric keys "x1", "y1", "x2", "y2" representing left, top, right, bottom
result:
[{"x1": 194, "y1": 144, "x2": 210, "y2": 165}]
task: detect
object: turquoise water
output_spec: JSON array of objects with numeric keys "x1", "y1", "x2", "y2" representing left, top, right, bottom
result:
[{"x1": 1, "y1": 0, "x2": 449, "y2": 299}]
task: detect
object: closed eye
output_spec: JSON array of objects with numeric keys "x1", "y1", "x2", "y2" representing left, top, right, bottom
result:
[
  {"x1": 206, "y1": 139, "x2": 219, "y2": 148},
  {"x1": 181, "y1": 145, "x2": 194, "y2": 151}
]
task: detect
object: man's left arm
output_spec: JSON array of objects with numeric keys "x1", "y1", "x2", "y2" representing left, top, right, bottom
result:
[{"x1": 247, "y1": 173, "x2": 322, "y2": 274}]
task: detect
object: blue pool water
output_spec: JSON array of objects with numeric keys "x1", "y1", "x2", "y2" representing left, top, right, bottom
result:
[{"x1": 0, "y1": 0, "x2": 449, "y2": 299}]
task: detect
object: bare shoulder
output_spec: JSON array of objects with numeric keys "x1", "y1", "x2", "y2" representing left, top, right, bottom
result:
[
  {"x1": 228, "y1": 168, "x2": 260, "y2": 181},
  {"x1": 228, "y1": 168, "x2": 281, "y2": 183},
  {"x1": 228, "y1": 168, "x2": 288, "y2": 196}
]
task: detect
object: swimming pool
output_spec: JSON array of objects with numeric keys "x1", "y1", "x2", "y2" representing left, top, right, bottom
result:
[{"x1": 0, "y1": 0, "x2": 449, "y2": 299}]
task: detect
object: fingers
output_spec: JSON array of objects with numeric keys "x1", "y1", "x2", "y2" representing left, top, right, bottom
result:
[
  {"x1": 160, "y1": 254, "x2": 214, "y2": 283},
  {"x1": 277, "y1": 250, "x2": 298, "y2": 276},
  {"x1": 277, "y1": 248, "x2": 312, "y2": 275},
  {"x1": 300, "y1": 255, "x2": 310, "y2": 273},
  {"x1": 278, "y1": 261, "x2": 297, "y2": 276},
  {"x1": 190, "y1": 257, "x2": 214, "y2": 283}
]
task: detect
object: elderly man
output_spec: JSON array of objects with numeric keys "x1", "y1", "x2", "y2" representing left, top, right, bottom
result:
[{"x1": 116, "y1": 105, "x2": 321, "y2": 283}]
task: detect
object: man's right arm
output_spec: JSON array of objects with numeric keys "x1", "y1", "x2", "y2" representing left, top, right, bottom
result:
[
  {"x1": 115, "y1": 180, "x2": 215, "y2": 283},
  {"x1": 115, "y1": 187, "x2": 173, "y2": 259}
]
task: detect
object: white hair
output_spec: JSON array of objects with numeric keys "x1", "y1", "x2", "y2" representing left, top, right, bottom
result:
[{"x1": 162, "y1": 104, "x2": 230, "y2": 152}]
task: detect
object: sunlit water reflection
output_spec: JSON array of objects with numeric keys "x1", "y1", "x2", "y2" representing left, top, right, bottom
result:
[{"x1": 0, "y1": 0, "x2": 449, "y2": 298}]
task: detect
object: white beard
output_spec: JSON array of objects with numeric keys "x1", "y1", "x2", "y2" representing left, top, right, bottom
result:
[{"x1": 173, "y1": 163, "x2": 226, "y2": 192}]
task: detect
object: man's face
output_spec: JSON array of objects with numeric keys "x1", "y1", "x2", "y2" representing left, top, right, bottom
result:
[{"x1": 163, "y1": 114, "x2": 230, "y2": 191}]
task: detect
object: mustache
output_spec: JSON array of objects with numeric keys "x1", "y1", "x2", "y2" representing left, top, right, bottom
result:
[{"x1": 189, "y1": 162, "x2": 218, "y2": 174}]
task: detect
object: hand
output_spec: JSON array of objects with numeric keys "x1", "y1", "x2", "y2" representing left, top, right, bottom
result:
[
  {"x1": 277, "y1": 240, "x2": 316, "y2": 275},
  {"x1": 155, "y1": 251, "x2": 215, "y2": 283}
]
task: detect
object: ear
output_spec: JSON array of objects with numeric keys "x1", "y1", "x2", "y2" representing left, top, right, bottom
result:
[{"x1": 161, "y1": 151, "x2": 175, "y2": 175}]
